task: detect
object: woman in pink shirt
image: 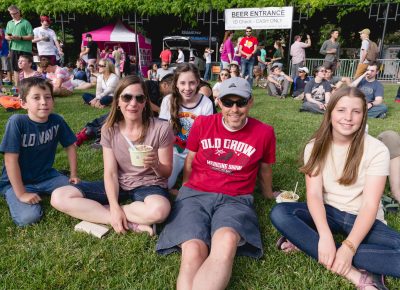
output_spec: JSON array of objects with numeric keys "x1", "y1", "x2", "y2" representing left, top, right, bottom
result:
[{"x1": 220, "y1": 30, "x2": 234, "y2": 69}]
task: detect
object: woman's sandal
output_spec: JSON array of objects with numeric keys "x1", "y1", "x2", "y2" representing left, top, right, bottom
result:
[
  {"x1": 127, "y1": 222, "x2": 155, "y2": 236},
  {"x1": 357, "y1": 270, "x2": 388, "y2": 290},
  {"x1": 276, "y1": 236, "x2": 299, "y2": 253}
]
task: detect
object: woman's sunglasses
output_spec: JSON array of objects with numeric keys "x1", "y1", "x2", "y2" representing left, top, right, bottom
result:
[
  {"x1": 220, "y1": 73, "x2": 229, "y2": 77},
  {"x1": 120, "y1": 94, "x2": 146, "y2": 104},
  {"x1": 98, "y1": 64, "x2": 106, "y2": 68},
  {"x1": 220, "y1": 98, "x2": 250, "y2": 108}
]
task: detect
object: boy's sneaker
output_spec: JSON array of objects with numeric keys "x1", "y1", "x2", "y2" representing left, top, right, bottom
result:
[
  {"x1": 75, "y1": 128, "x2": 89, "y2": 146},
  {"x1": 395, "y1": 97, "x2": 400, "y2": 103}
]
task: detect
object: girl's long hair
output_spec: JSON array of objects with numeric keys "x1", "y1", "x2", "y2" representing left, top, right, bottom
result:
[
  {"x1": 104, "y1": 75, "x2": 153, "y2": 143},
  {"x1": 223, "y1": 30, "x2": 234, "y2": 43},
  {"x1": 300, "y1": 87, "x2": 368, "y2": 185},
  {"x1": 275, "y1": 40, "x2": 284, "y2": 58},
  {"x1": 170, "y1": 63, "x2": 200, "y2": 134}
]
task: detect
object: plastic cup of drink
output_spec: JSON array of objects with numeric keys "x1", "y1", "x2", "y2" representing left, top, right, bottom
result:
[
  {"x1": 129, "y1": 145, "x2": 153, "y2": 167},
  {"x1": 276, "y1": 191, "x2": 299, "y2": 203}
]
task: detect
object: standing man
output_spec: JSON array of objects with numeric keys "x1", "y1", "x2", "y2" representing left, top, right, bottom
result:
[
  {"x1": 319, "y1": 29, "x2": 340, "y2": 73},
  {"x1": 80, "y1": 33, "x2": 99, "y2": 67},
  {"x1": 157, "y1": 77, "x2": 276, "y2": 290},
  {"x1": 352, "y1": 63, "x2": 388, "y2": 118},
  {"x1": 160, "y1": 47, "x2": 172, "y2": 65},
  {"x1": 239, "y1": 27, "x2": 258, "y2": 86},
  {"x1": 32, "y1": 16, "x2": 63, "y2": 66},
  {"x1": 290, "y1": 34, "x2": 311, "y2": 79},
  {"x1": 354, "y1": 28, "x2": 371, "y2": 79},
  {"x1": 5, "y1": 5, "x2": 33, "y2": 84}
]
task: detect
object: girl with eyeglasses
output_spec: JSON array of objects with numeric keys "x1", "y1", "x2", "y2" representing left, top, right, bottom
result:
[
  {"x1": 159, "y1": 63, "x2": 214, "y2": 193},
  {"x1": 82, "y1": 59, "x2": 119, "y2": 108},
  {"x1": 271, "y1": 87, "x2": 400, "y2": 289},
  {"x1": 212, "y1": 68, "x2": 231, "y2": 100},
  {"x1": 52, "y1": 75, "x2": 175, "y2": 235}
]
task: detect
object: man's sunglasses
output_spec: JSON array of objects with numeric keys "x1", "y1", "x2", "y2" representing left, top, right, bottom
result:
[
  {"x1": 220, "y1": 98, "x2": 250, "y2": 108},
  {"x1": 120, "y1": 94, "x2": 146, "y2": 104}
]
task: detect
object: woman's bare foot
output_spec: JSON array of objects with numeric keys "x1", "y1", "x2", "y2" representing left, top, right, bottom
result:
[{"x1": 128, "y1": 222, "x2": 154, "y2": 236}]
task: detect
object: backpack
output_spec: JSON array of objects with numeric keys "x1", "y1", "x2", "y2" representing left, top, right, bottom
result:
[{"x1": 366, "y1": 39, "x2": 379, "y2": 62}]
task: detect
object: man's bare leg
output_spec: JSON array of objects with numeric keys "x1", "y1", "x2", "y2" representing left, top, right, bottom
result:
[
  {"x1": 177, "y1": 239, "x2": 208, "y2": 290},
  {"x1": 192, "y1": 227, "x2": 240, "y2": 290}
]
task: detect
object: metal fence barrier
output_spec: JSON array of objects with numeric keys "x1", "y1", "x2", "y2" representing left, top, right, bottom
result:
[{"x1": 290, "y1": 59, "x2": 400, "y2": 82}]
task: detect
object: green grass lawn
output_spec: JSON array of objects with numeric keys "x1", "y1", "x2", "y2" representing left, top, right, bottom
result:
[{"x1": 0, "y1": 84, "x2": 399, "y2": 289}]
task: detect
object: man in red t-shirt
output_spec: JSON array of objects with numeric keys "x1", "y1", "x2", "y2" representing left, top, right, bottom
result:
[
  {"x1": 239, "y1": 26, "x2": 258, "y2": 87},
  {"x1": 157, "y1": 77, "x2": 276, "y2": 290},
  {"x1": 159, "y1": 48, "x2": 172, "y2": 64}
]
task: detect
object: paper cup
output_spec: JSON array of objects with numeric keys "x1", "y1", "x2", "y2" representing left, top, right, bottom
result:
[
  {"x1": 276, "y1": 191, "x2": 299, "y2": 203},
  {"x1": 129, "y1": 145, "x2": 153, "y2": 167}
]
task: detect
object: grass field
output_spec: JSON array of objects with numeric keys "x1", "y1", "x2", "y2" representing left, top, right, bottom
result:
[{"x1": 0, "y1": 84, "x2": 399, "y2": 289}]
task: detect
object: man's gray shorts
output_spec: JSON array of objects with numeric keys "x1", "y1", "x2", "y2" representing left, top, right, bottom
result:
[{"x1": 156, "y1": 186, "x2": 263, "y2": 258}]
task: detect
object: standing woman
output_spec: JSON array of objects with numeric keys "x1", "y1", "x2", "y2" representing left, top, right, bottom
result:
[
  {"x1": 82, "y1": 59, "x2": 119, "y2": 108},
  {"x1": 271, "y1": 87, "x2": 400, "y2": 289},
  {"x1": 51, "y1": 75, "x2": 175, "y2": 235},
  {"x1": 220, "y1": 31, "x2": 234, "y2": 69},
  {"x1": 271, "y1": 40, "x2": 284, "y2": 67}
]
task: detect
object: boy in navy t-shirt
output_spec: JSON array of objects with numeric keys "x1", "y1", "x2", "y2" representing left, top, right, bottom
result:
[{"x1": 0, "y1": 77, "x2": 79, "y2": 226}]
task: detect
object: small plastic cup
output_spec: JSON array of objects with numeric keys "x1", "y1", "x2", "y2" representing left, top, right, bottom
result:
[
  {"x1": 129, "y1": 145, "x2": 153, "y2": 167},
  {"x1": 276, "y1": 191, "x2": 299, "y2": 203}
]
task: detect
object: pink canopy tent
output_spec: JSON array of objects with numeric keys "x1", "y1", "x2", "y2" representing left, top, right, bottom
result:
[{"x1": 82, "y1": 21, "x2": 152, "y2": 76}]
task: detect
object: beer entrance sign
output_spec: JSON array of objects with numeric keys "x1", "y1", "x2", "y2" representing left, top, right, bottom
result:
[{"x1": 225, "y1": 7, "x2": 293, "y2": 30}]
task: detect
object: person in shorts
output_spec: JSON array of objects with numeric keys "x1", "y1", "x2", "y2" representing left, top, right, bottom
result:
[
  {"x1": 156, "y1": 77, "x2": 276, "y2": 290},
  {"x1": 51, "y1": 75, "x2": 174, "y2": 236}
]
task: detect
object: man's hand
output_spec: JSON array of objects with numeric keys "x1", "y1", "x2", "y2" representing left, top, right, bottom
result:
[{"x1": 18, "y1": 192, "x2": 42, "y2": 204}]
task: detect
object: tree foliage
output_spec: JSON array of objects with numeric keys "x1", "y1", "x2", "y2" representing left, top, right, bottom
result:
[{"x1": 1, "y1": 0, "x2": 399, "y2": 18}]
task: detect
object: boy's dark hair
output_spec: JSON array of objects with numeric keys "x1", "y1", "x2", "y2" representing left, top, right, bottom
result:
[
  {"x1": 19, "y1": 77, "x2": 54, "y2": 102},
  {"x1": 66, "y1": 62, "x2": 75, "y2": 69},
  {"x1": 19, "y1": 54, "x2": 33, "y2": 63}
]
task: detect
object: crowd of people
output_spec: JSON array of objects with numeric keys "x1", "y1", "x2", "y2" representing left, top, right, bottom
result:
[{"x1": 0, "y1": 5, "x2": 400, "y2": 290}]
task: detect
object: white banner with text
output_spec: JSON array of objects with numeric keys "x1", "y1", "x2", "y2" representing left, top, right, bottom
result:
[{"x1": 225, "y1": 7, "x2": 293, "y2": 30}]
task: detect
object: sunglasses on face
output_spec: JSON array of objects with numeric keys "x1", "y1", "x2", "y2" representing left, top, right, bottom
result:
[
  {"x1": 220, "y1": 98, "x2": 250, "y2": 108},
  {"x1": 220, "y1": 73, "x2": 229, "y2": 77},
  {"x1": 162, "y1": 64, "x2": 168, "y2": 67},
  {"x1": 246, "y1": 30, "x2": 252, "y2": 33},
  {"x1": 120, "y1": 94, "x2": 146, "y2": 104},
  {"x1": 98, "y1": 64, "x2": 106, "y2": 68}
]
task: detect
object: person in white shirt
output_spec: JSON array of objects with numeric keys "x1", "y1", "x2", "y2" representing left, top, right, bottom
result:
[{"x1": 32, "y1": 16, "x2": 63, "y2": 65}]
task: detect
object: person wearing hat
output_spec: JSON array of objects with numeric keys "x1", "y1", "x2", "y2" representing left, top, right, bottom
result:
[
  {"x1": 80, "y1": 33, "x2": 99, "y2": 67},
  {"x1": 5, "y1": 5, "x2": 33, "y2": 85},
  {"x1": 354, "y1": 28, "x2": 371, "y2": 79},
  {"x1": 157, "y1": 77, "x2": 276, "y2": 290},
  {"x1": 267, "y1": 63, "x2": 293, "y2": 98},
  {"x1": 228, "y1": 60, "x2": 240, "y2": 77},
  {"x1": 33, "y1": 16, "x2": 63, "y2": 66},
  {"x1": 292, "y1": 66, "x2": 311, "y2": 100},
  {"x1": 300, "y1": 65, "x2": 332, "y2": 114}
]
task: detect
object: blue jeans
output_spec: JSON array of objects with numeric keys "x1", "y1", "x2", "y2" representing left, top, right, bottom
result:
[
  {"x1": 82, "y1": 93, "x2": 113, "y2": 106},
  {"x1": 1, "y1": 174, "x2": 70, "y2": 227},
  {"x1": 368, "y1": 104, "x2": 388, "y2": 118},
  {"x1": 241, "y1": 57, "x2": 255, "y2": 86},
  {"x1": 270, "y1": 202, "x2": 400, "y2": 277},
  {"x1": 203, "y1": 63, "x2": 211, "y2": 81}
]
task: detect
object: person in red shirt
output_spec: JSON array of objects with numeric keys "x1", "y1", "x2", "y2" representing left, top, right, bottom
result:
[
  {"x1": 157, "y1": 77, "x2": 276, "y2": 290},
  {"x1": 239, "y1": 26, "x2": 258, "y2": 87},
  {"x1": 160, "y1": 48, "x2": 172, "y2": 64}
]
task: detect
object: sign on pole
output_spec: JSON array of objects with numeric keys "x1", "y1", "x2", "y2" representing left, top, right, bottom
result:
[{"x1": 225, "y1": 7, "x2": 293, "y2": 30}]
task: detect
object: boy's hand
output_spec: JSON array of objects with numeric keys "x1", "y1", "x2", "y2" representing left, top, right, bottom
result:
[
  {"x1": 18, "y1": 192, "x2": 42, "y2": 204},
  {"x1": 69, "y1": 176, "x2": 80, "y2": 184}
]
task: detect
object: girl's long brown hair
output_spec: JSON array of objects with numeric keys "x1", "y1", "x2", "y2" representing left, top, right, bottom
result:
[
  {"x1": 104, "y1": 75, "x2": 153, "y2": 143},
  {"x1": 170, "y1": 63, "x2": 200, "y2": 134},
  {"x1": 223, "y1": 30, "x2": 234, "y2": 43},
  {"x1": 300, "y1": 87, "x2": 368, "y2": 185}
]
